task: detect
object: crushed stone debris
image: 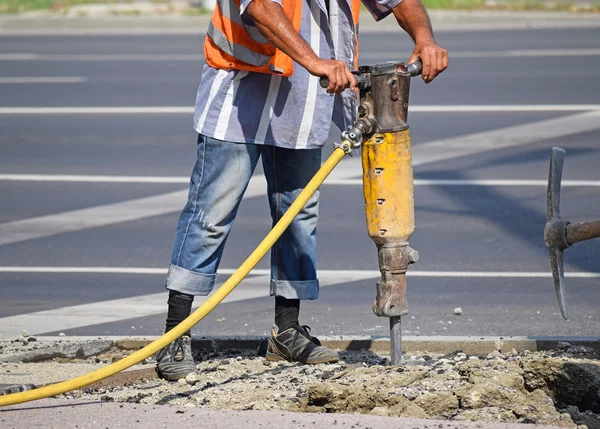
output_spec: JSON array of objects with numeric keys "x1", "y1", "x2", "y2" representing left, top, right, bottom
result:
[{"x1": 2, "y1": 336, "x2": 599, "y2": 428}]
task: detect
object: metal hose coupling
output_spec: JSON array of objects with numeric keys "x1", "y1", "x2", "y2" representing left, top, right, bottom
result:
[{"x1": 337, "y1": 119, "x2": 374, "y2": 154}]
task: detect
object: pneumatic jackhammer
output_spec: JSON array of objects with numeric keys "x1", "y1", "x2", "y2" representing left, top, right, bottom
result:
[{"x1": 322, "y1": 60, "x2": 422, "y2": 365}]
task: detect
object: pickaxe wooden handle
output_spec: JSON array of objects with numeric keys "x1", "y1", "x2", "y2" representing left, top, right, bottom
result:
[{"x1": 544, "y1": 147, "x2": 600, "y2": 320}]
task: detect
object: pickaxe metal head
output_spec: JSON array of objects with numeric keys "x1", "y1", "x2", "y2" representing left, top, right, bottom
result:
[{"x1": 544, "y1": 147, "x2": 571, "y2": 320}]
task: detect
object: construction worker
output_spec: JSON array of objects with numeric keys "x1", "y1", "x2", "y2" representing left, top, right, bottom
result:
[{"x1": 156, "y1": 0, "x2": 448, "y2": 380}]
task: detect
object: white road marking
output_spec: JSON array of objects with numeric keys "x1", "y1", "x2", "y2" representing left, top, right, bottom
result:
[
  {"x1": 0, "y1": 271, "x2": 378, "y2": 337},
  {"x1": 2, "y1": 174, "x2": 600, "y2": 188},
  {"x1": 0, "y1": 268, "x2": 597, "y2": 336},
  {"x1": 0, "y1": 107, "x2": 193, "y2": 115},
  {"x1": 0, "y1": 174, "x2": 189, "y2": 183},
  {"x1": 1, "y1": 105, "x2": 600, "y2": 115},
  {"x1": 360, "y1": 48, "x2": 600, "y2": 60},
  {"x1": 411, "y1": 105, "x2": 600, "y2": 113},
  {"x1": 327, "y1": 179, "x2": 600, "y2": 187},
  {"x1": 0, "y1": 53, "x2": 202, "y2": 61},
  {"x1": 0, "y1": 266, "x2": 599, "y2": 278},
  {"x1": 0, "y1": 266, "x2": 167, "y2": 274},
  {"x1": 1, "y1": 112, "x2": 599, "y2": 247},
  {"x1": 2, "y1": 49, "x2": 599, "y2": 62},
  {"x1": 412, "y1": 111, "x2": 600, "y2": 167},
  {"x1": 0, "y1": 176, "x2": 266, "y2": 247},
  {"x1": 0, "y1": 76, "x2": 86, "y2": 84}
]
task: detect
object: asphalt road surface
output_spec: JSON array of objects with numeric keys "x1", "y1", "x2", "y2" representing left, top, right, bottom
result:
[{"x1": 0, "y1": 27, "x2": 599, "y2": 340}]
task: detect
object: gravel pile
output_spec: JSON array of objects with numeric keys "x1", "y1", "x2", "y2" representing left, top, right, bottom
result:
[
  {"x1": 42, "y1": 344, "x2": 599, "y2": 429},
  {"x1": 2, "y1": 334, "x2": 599, "y2": 428}
]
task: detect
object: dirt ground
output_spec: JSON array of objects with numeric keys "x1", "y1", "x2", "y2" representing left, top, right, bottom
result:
[{"x1": 1, "y1": 336, "x2": 599, "y2": 429}]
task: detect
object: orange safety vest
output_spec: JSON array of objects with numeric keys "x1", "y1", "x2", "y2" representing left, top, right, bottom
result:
[{"x1": 204, "y1": 0, "x2": 361, "y2": 77}]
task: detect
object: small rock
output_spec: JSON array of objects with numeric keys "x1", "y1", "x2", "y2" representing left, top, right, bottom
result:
[
  {"x1": 400, "y1": 404, "x2": 427, "y2": 419},
  {"x1": 178, "y1": 378, "x2": 188, "y2": 386},
  {"x1": 184, "y1": 403, "x2": 196, "y2": 408},
  {"x1": 557, "y1": 341, "x2": 572, "y2": 350},
  {"x1": 402, "y1": 389, "x2": 419, "y2": 400},
  {"x1": 20, "y1": 330, "x2": 29, "y2": 338},
  {"x1": 454, "y1": 307, "x2": 463, "y2": 315},
  {"x1": 185, "y1": 372, "x2": 202, "y2": 386},
  {"x1": 488, "y1": 350, "x2": 502, "y2": 359},
  {"x1": 369, "y1": 406, "x2": 390, "y2": 416},
  {"x1": 58, "y1": 333, "x2": 66, "y2": 337}
]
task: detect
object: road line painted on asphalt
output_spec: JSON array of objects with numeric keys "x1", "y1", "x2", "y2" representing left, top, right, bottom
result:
[
  {"x1": 1, "y1": 112, "x2": 598, "y2": 247},
  {"x1": 0, "y1": 174, "x2": 190, "y2": 184},
  {"x1": 0, "y1": 107, "x2": 192, "y2": 115},
  {"x1": 0, "y1": 266, "x2": 167, "y2": 274},
  {"x1": 0, "y1": 76, "x2": 86, "y2": 84},
  {"x1": 2, "y1": 49, "x2": 600, "y2": 62},
  {"x1": 0, "y1": 53, "x2": 202, "y2": 61},
  {"x1": 0, "y1": 269, "x2": 597, "y2": 336},
  {"x1": 0, "y1": 272, "x2": 378, "y2": 337},
  {"x1": 0, "y1": 176, "x2": 267, "y2": 247},
  {"x1": 3, "y1": 174, "x2": 600, "y2": 188},
  {"x1": 0, "y1": 169, "x2": 363, "y2": 247},
  {"x1": 0, "y1": 190, "x2": 187, "y2": 246},
  {"x1": 412, "y1": 111, "x2": 600, "y2": 167},
  {"x1": 327, "y1": 179, "x2": 600, "y2": 187},
  {"x1": 1, "y1": 105, "x2": 600, "y2": 115},
  {"x1": 360, "y1": 48, "x2": 600, "y2": 60},
  {"x1": 411, "y1": 105, "x2": 600, "y2": 113},
  {"x1": 1, "y1": 266, "x2": 599, "y2": 278}
]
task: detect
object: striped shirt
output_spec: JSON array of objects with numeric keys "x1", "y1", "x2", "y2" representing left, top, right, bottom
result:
[{"x1": 194, "y1": 0, "x2": 402, "y2": 149}]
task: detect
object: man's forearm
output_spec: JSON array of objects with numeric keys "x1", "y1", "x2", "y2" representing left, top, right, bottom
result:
[
  {"x1": 246, "y1": 0, "x2": 355, "y2": 93},
  {"x1": 392, "y1": 0, "x2": 448, "y2": 83},
  {"x1": 392, "y1": 0, "x2": 435, "y2": 44},
  {"x1": 246, "y1": 0, "x2": 318, "y2": 71}
]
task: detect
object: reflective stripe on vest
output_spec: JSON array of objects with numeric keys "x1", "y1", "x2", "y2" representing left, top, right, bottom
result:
[
  {"x1": 207, "y1": 22, "x2": 271, "y2": 67},
  {"x1": 205, "y1": 0, "x2": 360, "y2": 76}
]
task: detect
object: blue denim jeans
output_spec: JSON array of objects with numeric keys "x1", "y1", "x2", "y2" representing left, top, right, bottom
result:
[{"x1": 165, "y1": 134, "x2": 322, "y2": 300}]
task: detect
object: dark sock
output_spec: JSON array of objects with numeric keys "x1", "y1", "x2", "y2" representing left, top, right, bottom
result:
[
  {"x1": 165, "y1": 290, "x2": 194, "y2": 337},
  {"x1": 274, "y1": 296, "x2": 300, "y2": 332}
]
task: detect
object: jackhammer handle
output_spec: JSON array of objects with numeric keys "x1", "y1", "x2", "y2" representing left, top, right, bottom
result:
[
  {"x1": 407, "y1": 60, "x2": 423, "y2": 77},
  {"x1": 319, "y1": 72, "x2": 367, "y2": 90},
  {"x1": 319, "y1": 61, "x2": 423, "y2": 89}
]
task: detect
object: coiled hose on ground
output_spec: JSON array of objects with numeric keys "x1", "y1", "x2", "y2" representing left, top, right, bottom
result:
[{"x1": 0, "y1": 146, "x2": 348, "y2": 407}]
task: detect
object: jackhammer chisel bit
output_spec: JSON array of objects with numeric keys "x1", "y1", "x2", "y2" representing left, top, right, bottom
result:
[{"x1": 544, "y1": 147, "x2": 600, "y2": 320}]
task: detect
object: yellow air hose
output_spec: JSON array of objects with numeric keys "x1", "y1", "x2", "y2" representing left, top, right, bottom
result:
[{"x1": 0, "y1": 146, "x2": 348, "y2": 408}]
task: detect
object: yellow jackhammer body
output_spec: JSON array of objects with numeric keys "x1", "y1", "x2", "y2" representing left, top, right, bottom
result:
[
  {"x1": 325, "y1": 61, "x2": 421, "y2": 364},
  {"x1": 363, "y1": 130, "x2": 416, "y2": 364}
]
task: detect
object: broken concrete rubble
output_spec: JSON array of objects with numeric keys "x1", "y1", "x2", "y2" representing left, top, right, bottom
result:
[
  {"x1": 1, "y1": 338, "x2": 598, "y2": 428},
  {"x1": 0, "y1": 339, "x2": 114, "y2": 363}
]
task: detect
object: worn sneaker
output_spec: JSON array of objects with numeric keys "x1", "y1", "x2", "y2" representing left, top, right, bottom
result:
[
  {"x1": 155, "y1": 335, "x2": 198, "y2": 381},
  {"x1": 266, "y1": 324, "x2": 339, "y2": 364}
]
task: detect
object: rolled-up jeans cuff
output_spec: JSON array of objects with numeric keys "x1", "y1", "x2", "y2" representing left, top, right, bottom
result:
[
  {"x1": 270, "y1": 279, "x2": 319, "y2": 300},
  {"x1": 165, "y1": 264, "x2": 216, "y2": 296}
]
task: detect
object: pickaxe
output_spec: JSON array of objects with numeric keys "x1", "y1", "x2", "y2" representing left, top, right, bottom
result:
[{"x1": 544, "y1": 147, "x2": 600, "y2": 320}]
